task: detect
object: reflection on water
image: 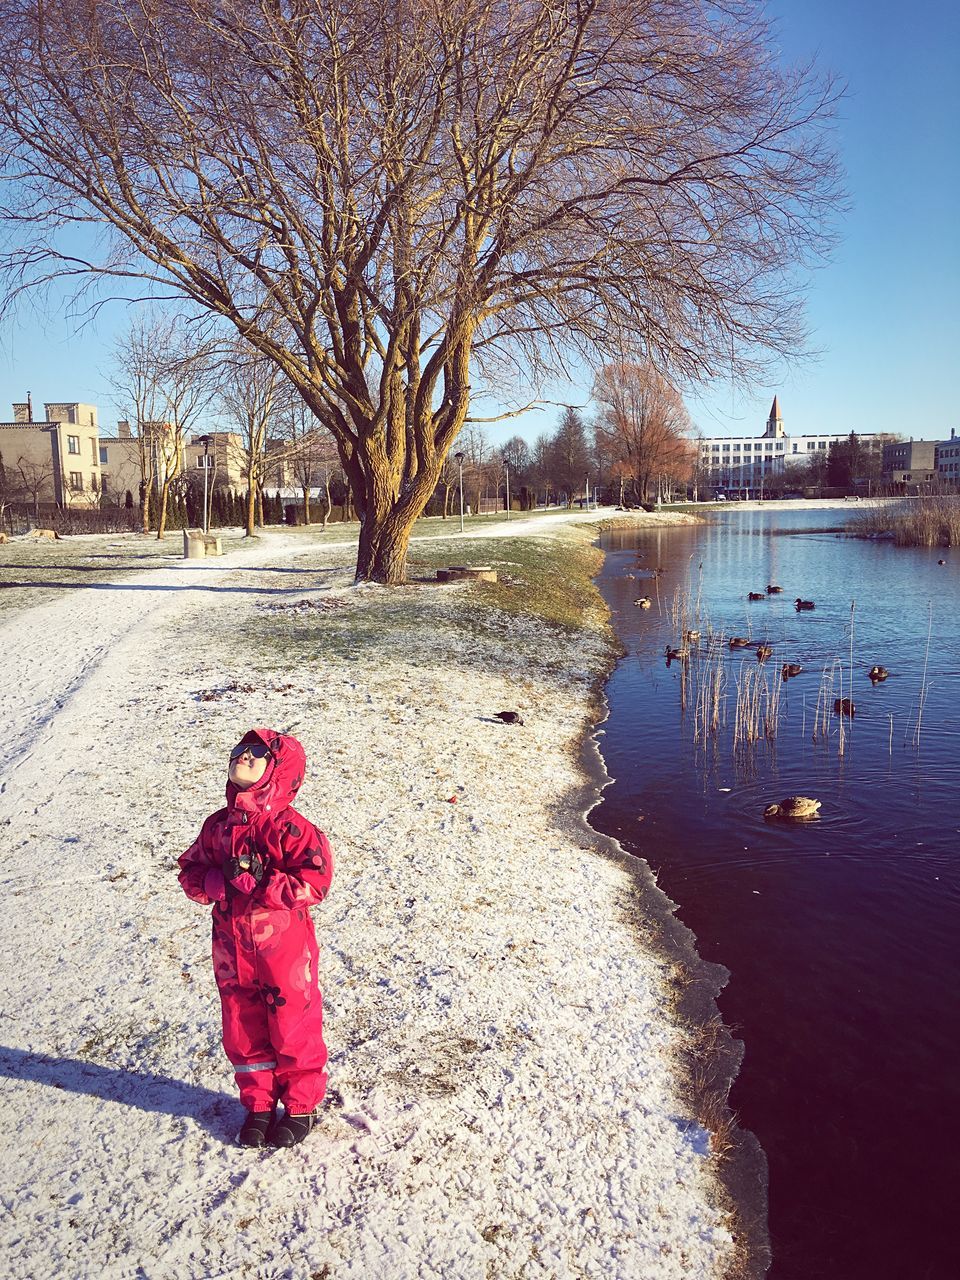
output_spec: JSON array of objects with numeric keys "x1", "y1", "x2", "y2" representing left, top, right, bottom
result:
[{"x1": 591, "y1": 509, "x2": 960, "y2": 1280}]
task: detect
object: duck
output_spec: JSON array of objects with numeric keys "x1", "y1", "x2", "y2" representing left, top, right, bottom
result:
[
  {"x1": 664, "y1": 645, "x2": 689, "y2": 662},
  {"x1": 781, "y1": 663, "x2": 803, "y2": 680},
  {"x1": 833, "y1": 698, "x2": 855, "y2": 717},
  {"x1": 764, "y1": 796, "x2": 822, "y2": 820},
  {"x1": 766, "y1": 585, "x2": 783, "y2": 594},
  {"x1": 748, "y1": 591, "x2": 765, "y2": 601},
  {"x1": 795, "y1": 598, "x2": 816, "y2": 611},
  {"x1": 683, "y1": 629, "x2": 701, "y2": 641},
  {"x1": 729, "y1": 636, "x2": 752, "y2": 649},
  {"x1": 634, "y1": 597, "x2": 652, "y2": 609},
  {"x1": 938, "y1": 558, "x2": 946, "y2": 565},
  {"x1": 756, "y1": 643, "x2": 773, "y2": 661},
  {"x1": 868, "y1": 665, "x2": 889, "y2": 682}
]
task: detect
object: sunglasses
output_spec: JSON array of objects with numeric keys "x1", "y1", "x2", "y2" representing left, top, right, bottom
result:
[{"x1": 229, "y1": 741, "x2": 272, "y2": 762}]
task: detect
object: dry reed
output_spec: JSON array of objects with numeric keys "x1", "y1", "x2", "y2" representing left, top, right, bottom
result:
[{"x1": 853, "y1": 495, "x2": 960, "y2": 547}]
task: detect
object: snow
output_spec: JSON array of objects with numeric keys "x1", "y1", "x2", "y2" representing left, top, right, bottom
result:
[{"x1": 0, "y1": 512, "x2": 734, "y2": 1279}]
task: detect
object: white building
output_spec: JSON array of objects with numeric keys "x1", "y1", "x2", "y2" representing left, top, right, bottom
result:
[{"x1": 697, "y1": 398, "x2": 883, "y2": 496}]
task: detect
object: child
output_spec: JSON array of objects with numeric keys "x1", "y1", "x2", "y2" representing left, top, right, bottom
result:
[{"x1": 178, "y1": 728, "x2": 333, "y2": 1148}]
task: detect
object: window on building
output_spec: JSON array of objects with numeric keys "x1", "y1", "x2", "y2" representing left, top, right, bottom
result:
[
  {"x1": 101, "y1": 473, "x2": 110, "y2": 490},
  {"x1": 776, "y1": 442, "x2": 784, "y2": 451},
  {"x1": 792, "y1": 443, "x2": 798, "y2": 453},
  {"x1": 765, "y1": 443, "x2": 773, "y2": 452},
  {"x1": 196, "y1": 455, "x2": 214, "y2": 469},
  {"x1": 67, "y1": 435, "x2": 80, "y2": 454},
  {"x1": 69, "y1": 471, "x2": 83, "y2": 491},
  {"x1": 99, "y1": 446, "x2": 108, "y2": 465},
  {"x1": 807, "y1": 442, "x2": 816, "y2": 450}
]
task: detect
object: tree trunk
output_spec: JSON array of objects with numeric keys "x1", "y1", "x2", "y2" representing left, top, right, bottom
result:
[
  {"x1": 355, "y1": 509, "x2": 417, "y2": 583},
  {"x1": 155, "y1": 477, "x2": 171, "y2": 539},
  {"x1": 302, "y1": 487, "x2": 311, "y2": 526},
  {"x1": 245, "y1": 479, "x2": 256, "y2": 537}
]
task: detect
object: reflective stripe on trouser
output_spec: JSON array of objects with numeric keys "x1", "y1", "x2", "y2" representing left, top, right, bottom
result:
[{"x1": 215, "y1": 907, "x2": 327, "y2": 1114}]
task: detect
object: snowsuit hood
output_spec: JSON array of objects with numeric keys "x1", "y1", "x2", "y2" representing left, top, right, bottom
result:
[{"x1": 227, "y1": 727, "x2": 306, "y2": 820}]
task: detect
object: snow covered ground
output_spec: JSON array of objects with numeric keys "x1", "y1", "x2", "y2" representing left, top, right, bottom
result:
[{"x1": 0, "y1": 512, "x2": 736, "y2": 1280}]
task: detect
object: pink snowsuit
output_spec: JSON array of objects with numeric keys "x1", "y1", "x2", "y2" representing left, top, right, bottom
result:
[{"x1": 178, "y1": 728, "x2": 332, "y2": 1114}]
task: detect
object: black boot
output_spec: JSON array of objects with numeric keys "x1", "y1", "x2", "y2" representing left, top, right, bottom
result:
[
  {"x1": 269, "y1": 1110, "x2": 317, "y2": 1148},
  {"x1": 238, "y1": 1108, "x2": 276, "y2": 1148}
]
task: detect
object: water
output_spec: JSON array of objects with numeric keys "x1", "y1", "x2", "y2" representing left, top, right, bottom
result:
[{"x1": 590, "y1": 508, "x2": 960, "y2": 1280}]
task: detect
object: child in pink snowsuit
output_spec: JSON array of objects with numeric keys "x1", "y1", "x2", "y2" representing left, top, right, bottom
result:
[{"x1": 178, "y1": 728, "x2": 332, "y2": 1148}]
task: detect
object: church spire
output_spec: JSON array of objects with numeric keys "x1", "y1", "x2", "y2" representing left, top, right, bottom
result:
[{"x1": 765, "y1": 396, "x2": 784, "y2": 439}]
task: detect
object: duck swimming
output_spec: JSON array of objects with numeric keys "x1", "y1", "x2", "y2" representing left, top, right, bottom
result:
[
  {"x1": 795, "y1": 599, "x2": 816, "y2": 611},
  {"x1": 764, "y1": 796, "x2": 821, "y2": 820},
  {"x1": 868, "y1": 666, "x2": 889, "y2": 682}
]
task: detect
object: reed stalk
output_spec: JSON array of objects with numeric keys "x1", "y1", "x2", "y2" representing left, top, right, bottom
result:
[{"x1": 913, "y1": 602, "x2": 933, "y2": 748}]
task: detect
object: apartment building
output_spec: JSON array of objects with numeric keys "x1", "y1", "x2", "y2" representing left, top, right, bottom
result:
[
  {"x1": 184, "y1": 432, "x2": 248, "y2": 489},
  {"x1": 881, "y1": 439, "x2": 937, "y2": 486},
  {"x1": 0, "y1": 401, "x2": 101, "y2": 508},
  {"x1": 934, "y1": 430, "x2": 960, "y2": 482}
]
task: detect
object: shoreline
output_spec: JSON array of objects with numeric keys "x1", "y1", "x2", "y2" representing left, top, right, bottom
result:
[
  {"x1": 580, "y1": 525, "x2": 771, "y2": 1278},
  {"x1": 2, "y1": 511, "x2": 744, "y2": 1278}
]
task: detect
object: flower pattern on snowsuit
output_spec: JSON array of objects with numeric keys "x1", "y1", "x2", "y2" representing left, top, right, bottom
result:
[{"x1": 178, "y1": 727, "x2": 333, "y2": 1113}]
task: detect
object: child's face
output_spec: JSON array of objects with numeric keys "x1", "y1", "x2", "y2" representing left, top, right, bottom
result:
[{"x1": 228, "y1": 746, "x2": 270, "y2": 790}]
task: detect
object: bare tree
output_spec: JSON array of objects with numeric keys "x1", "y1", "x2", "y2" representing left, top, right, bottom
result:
[
  {"x1": 109, "y1": 315, "x2": 167, "y2": 533},
  {"x1": 110, "y1": 312, "x2": 221, "y2": 535},
  {"x1": 218, "y1": 344, "x2": 290, "y2": 537},
  {"x1": 276, "y1": 399, "x2": 341, "y2": 528},
  {"x1": 0, "y1": 0, "x2": 843, "y2": 581},
  {"x1": 594, "y1": 361, "x2": 693, "y2": 503},
  {"x1": 15, "y1": 457, "x2": 53, "y2": 518}
]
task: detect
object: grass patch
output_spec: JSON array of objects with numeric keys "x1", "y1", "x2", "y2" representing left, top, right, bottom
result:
[
  {"x1": 407, "y1": 530, "x2": 608, "y2": 633},
  {"x1": 233, "y1": 525, "x2": 614, "y2": 688}
]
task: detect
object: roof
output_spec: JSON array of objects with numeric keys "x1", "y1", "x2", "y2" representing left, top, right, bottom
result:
[{"x1": 768, "y1": 396, "x2": 781, "y2": 421}]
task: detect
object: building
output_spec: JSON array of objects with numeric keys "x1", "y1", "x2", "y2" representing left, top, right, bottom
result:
[
  {"x1": 185, "y1": 432, "x2": 248, "y2": 490},
  {"x1": 934, "y1": 430, "x2": 960, "y2": 484},
  {"x1": 882, "y1": 439, "x2": 938, "y2": 487},
  {"x1": 697, "y1": 398, "x2": 884, "y2": 497},
  {"x1": 0, "y1": 400, "x2": 101, "y2": 508},
  {"x1": 97, "y1": 420, "x2": 143, "y2": 505}
]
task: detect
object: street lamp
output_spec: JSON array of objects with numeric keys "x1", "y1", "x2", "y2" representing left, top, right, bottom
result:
[
  {"x1": 454, "y1": 451, "x2": 465, "y2": 533},
  {"x1": 199, "y1": 434, "x2": 212, "y2": 533}
]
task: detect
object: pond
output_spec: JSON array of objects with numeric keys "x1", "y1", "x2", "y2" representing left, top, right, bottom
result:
[{"x1": 590, "y1": 507, "x2": 959, "y2": 1280}]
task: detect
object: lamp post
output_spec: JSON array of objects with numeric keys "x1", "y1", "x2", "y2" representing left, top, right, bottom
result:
[
  {"x1": 199, "y1": 434, "x2": 212, "y2": 533},
  {"x1": 455, "y1": 451, "x2": 465, "y2": 533}
]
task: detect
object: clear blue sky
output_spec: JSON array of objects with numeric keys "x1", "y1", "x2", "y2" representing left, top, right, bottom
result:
[{"x1": 2, "y1": 1, "x2": 957, "y2": 444}]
